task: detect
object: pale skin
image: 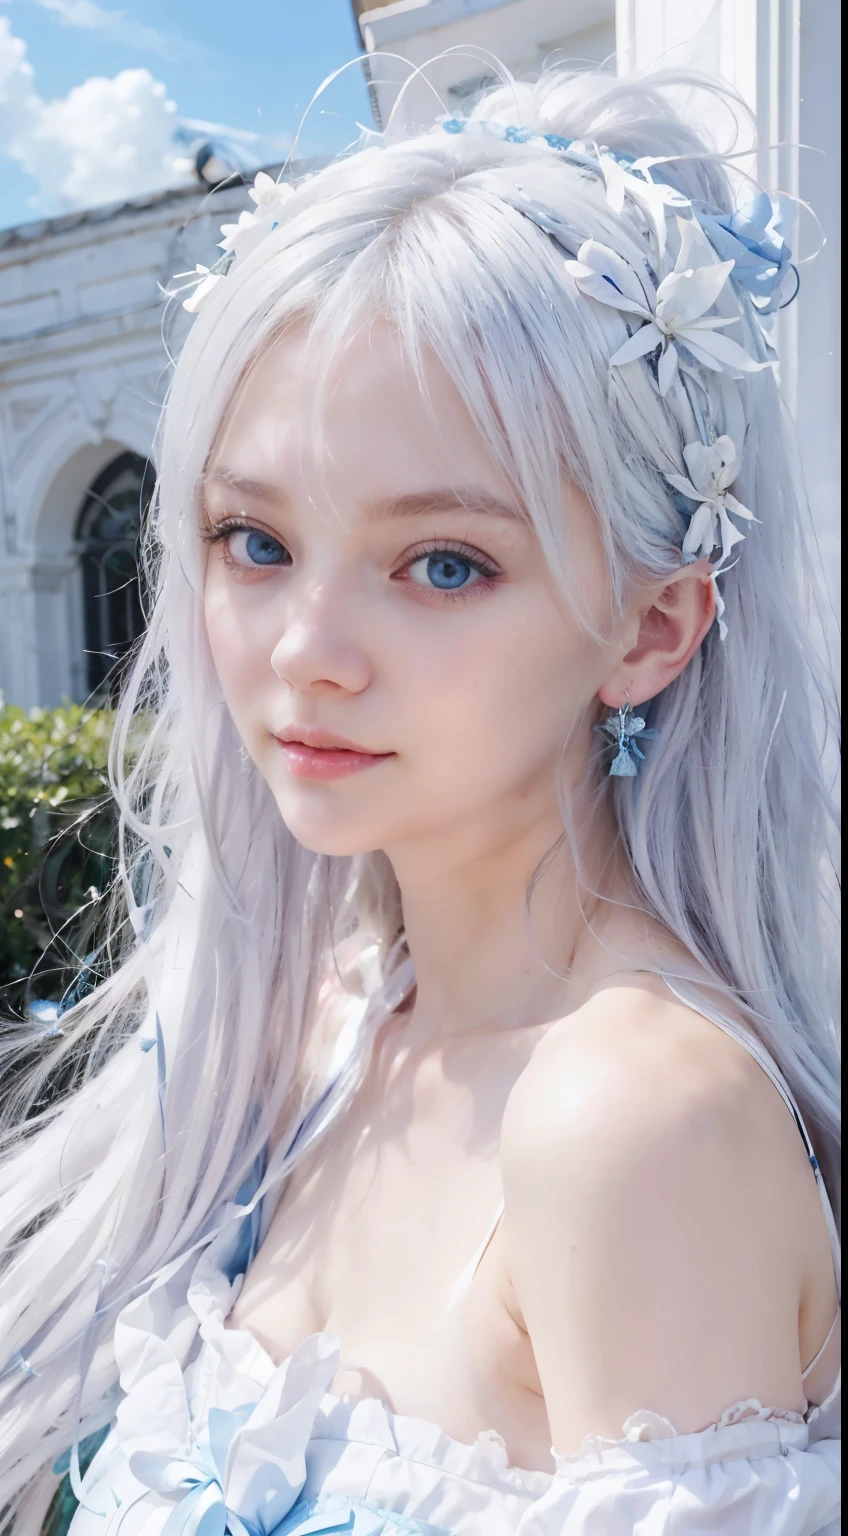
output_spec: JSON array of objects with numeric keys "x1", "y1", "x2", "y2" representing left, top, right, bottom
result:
[{"x1": 202, "y1": 317, "x2": 839, "y2": 1472}]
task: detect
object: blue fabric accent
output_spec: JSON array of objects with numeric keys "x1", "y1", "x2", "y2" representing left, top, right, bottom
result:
[
  {"x1": 154, "y1": 1012, "x2": 167, "y2": 1140},
  {"x1": 540, "y1": 131, "x2": 574, "y2": 152},
  {"x1": 439, "y1": 118, "x2": 801, "y2": 327},
  {"x1": 440, "y1": 116, "x2": 636, "y2": 169},
  {"x1": 207, "y1": 1403, "x2": 255, "y2": 1485},
  {"x1": 694, "y1": 193, "x2": 797, "y2": 313},
  {"x1": 149, "y1": 1401, "x2": 270, "y2": 1536},
  {"x1": 221, "y1": 1143, "x2": 268, "y2": 1285},
  {"x1": 273, "y1": 1493, "x2": 452, "y2": 1535}
]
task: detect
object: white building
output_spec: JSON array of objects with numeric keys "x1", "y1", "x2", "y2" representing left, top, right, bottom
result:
[
  {"x1": 0, "y1": 0, "x2": 839, "y2": 707},
  {"x1": 356, "y1": 0, "x2": 616, "y2": 123},
  {"x1": 0, "y1": 176, "x2": 261, "y2": 706}
]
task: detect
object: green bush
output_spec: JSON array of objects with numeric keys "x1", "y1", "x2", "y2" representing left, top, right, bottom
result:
[{"x1": 0, "y1": 700, "x2": 117, "y2": 1010}]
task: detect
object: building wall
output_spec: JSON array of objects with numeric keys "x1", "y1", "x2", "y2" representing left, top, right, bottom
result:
[
  {"x1": 0, "y1": 183, "x2": 252, "y2": 707},
  {"x1": 360, "y1": 0, "x2": 615, "y2": 127}
]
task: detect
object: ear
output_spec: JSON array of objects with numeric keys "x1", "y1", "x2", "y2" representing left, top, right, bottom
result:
[{"x1": 599, "y1": 561, "x2": 716, "y2": 709}]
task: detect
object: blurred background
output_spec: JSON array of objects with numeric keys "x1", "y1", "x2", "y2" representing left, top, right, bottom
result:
[{"x1": 0, "y1": 0, "x2": 840, "y2": 1011}]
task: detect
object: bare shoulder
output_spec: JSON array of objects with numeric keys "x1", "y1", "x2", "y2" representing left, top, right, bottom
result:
[
  {"x1": 502, "y1": 975, "x2": 807, "y2": 1190},
  {"x1": 500, "y1": 977, "x2": 827, "y2": 1451}
]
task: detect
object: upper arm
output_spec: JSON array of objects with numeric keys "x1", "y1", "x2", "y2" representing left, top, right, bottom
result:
[{"x1": 500, "y1": 990, "x2": 812, "y2": 1455}]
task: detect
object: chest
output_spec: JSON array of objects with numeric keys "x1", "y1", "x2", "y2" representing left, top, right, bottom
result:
[{"x1": 228, "y1": 1026, "x2": 553, "y2": 1468}]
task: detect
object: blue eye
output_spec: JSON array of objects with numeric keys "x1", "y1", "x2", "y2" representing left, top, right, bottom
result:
[
  {"x1": 227, "y1": 528, "x2": 290, "y2": 567},
  {"x1": 408, "y1": 552, "x2": 481, "y2": 591}
]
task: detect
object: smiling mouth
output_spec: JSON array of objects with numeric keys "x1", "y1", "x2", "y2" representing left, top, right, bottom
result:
[{"x1": 273, "y1": 733, "x2": 396, "y2": 782}]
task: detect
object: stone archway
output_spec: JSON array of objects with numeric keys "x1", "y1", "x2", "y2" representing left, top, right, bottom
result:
[
  {"x1": 75, "y1": 451, "x2": 153, "y2": 698},
  {"x1": 5, "y1": 432, "x2": 152, "y2": 706}
]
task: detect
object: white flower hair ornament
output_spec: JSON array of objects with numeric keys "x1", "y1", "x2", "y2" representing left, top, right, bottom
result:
[
  {"x1": 180, "y1": 172, "x2": 295, "y2": 314},
  {"x1": 178, "y1": 128, "x2": 798, "y2": 652},
  {"x1": 598, "y1": 152, "x2": 691, "y2": 257},
  {"x1": 547, "y1": 163, "x2": 784, "y2": 646},
  {"x1": 219, "y1": 170, "x2": 296, "y2": 258},
  {"x1": 564, "y1": 220, "x2": 772, "y2": 397},
  {"x1": 666, "y1": 435, "x2": 757, "y2": 641},
  {"x1": 668, "y1": 436, "x2": 757, "y2": 568}
]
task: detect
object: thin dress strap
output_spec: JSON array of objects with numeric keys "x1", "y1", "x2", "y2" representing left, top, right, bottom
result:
[
  {"x1": 661, "y1": 974, "x2": 841, "y2": 1377},
  {"x1": 446, "y1": 1199, "x2": 505, "y2": 1311},
  {"x1": 801, "y1": 1308, "x2": 840, "y2": 1381},
  {"x1": 448, "y1": 981, "x2": 841, "y2": 1335},
  {"x1": 662, "y1": 977, "x2": 840, "y2": 1285}
]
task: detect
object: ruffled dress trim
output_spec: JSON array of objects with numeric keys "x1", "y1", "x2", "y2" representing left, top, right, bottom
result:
[{"x1": 64, "y1": 1189, "x2": 841, "y2": 1536}]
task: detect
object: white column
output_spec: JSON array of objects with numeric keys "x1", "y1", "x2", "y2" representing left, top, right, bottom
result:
[
  {"x1": 0, "y1": 557, "x2": 81, "y2": 708},
  {"x1": 794, "y1": 0, "x2": 840, "y2": 586},
  {"x1": 0, "y1": 562, "x2": 39, "y2": 706},
  {"x1": 615, "y1": 0, "x2": 840, "y2": 599},
  {"x1": 32, "y1": 556, "x2": 84, "y2": 706}
]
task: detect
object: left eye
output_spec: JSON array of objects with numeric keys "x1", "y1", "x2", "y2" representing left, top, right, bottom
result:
[
  {"x1": 227, "y1": 528, "x2": 290, "y2": 567},
  {"x1": 406, "y1": 552, "x2": 484, "y2": 591}
]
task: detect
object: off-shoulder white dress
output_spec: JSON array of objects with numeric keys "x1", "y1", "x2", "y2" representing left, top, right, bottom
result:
[{"x1": 68, "y1": 984, "x2": 841, "y2": 1536}]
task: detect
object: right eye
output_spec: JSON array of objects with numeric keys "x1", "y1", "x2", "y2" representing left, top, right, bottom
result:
[{"x1": 224, "y1": 527, "x2": 291, "y2": 568}]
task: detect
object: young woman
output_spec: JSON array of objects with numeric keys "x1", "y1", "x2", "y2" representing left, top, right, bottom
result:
[{"x1": 0, "y1": 66, "x2": 840, "y2": 1535}]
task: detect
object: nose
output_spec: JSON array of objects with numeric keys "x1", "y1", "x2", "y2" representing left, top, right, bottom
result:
[{"x1": 269, "y1": 581, "x2": 372, "y2": 695}]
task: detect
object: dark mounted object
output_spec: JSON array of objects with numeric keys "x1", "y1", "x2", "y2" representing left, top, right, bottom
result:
[{"x1": 194, "y1": 140, "x2": 247, "y2": 190}]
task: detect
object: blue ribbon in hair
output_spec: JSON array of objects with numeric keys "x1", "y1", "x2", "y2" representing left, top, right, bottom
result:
[
  {"x1": 442, "y1": 119, "x2": 800, "y2": 316},
  {"x1": 695, "y1": 193, "x2": 798, "y2": 311},
  {"x1": 440, "y1": 116, "x2": 633, "y2": 172}
]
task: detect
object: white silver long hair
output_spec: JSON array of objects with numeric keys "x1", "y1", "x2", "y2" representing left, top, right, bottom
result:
[{"x1": 0, "y1": 65, "x2": 839, "y2": 1526}]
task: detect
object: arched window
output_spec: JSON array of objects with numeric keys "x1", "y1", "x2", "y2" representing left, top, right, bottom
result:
[{"x1": 76, "y1": 452, "x2": 153, "y2": 698}]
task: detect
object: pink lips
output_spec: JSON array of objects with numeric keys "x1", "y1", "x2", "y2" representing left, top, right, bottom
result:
[{"x1": 273, "y1": 728, "x2": 395, "y2": 781}]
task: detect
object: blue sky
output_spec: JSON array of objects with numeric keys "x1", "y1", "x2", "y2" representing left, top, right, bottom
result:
[{"x1": 0, "y1": 0, "x2": 374, "y2": 228}]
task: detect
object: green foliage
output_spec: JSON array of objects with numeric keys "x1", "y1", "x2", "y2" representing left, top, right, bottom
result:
[{"x1": 0, "y1": 701, "x2": 117, "y2": 1009}]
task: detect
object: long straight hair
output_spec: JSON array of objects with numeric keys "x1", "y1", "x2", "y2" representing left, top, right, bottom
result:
[{"x1": 0, "y1": 64, "x2": 839, "y2": 1524}]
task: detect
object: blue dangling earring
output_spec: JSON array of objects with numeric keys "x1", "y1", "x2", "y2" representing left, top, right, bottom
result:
[{"x1": 594, "y1": 700, "x2": 658, "y2": 777}]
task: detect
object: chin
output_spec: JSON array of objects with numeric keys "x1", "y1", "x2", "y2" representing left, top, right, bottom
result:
[{"x1": 274, "y1": 797, "x2": 390, "y2": 859}]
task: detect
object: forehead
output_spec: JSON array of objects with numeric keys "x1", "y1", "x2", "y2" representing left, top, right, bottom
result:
[{"x1": 208, "y1": 316, "x2": 514, "y2": 503}]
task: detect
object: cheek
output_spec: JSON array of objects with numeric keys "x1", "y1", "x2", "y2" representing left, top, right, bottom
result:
[
  {"x1": 400, "y1": 597, "x2": 591, "y2": 790},
  {"x1": 203, "y1": 577, "x2": 272, "y2": 729}
]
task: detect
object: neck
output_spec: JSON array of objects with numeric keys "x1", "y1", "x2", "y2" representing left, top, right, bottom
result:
[{"x1": 385, "y1": 788, "x2": 621, "y2": 1037}]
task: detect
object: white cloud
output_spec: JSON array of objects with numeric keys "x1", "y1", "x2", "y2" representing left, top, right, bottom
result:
[
  {"x1": 0, "y1": 16, "x2": 195, "y2": 212},
  {"x1": 29, "y1": 69, "x2": 191, "y2": 208},
  {"x1": 28, "y1": 0, "x2": 176, "y2": 58},
  {"x1": 0, "y1": 18, "x2": 40, "y2": 148},
  {"x1": 0, "y1": 17, "x2": 289, "y2": 219}
]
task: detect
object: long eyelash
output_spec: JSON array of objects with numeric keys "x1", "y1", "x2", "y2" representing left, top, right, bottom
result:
[
  {"x1": 198, "y1": 516, "x2": 251, "y2": 545},
  {"x1": 200, "y1": 517, "x2": 291, "y2": 575},
  {"x1": 200, "y1": 525, "x2": 499, "y2": 593},
  {"x1": 401, "y1": 538, "x2": 501, "y2": 580}
]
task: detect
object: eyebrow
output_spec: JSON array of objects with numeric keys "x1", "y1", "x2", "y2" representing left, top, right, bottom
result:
[
  {"x1": 367, "y1": 488, "x2": 524, "y2": 522},
  {"x1": 202, "y1": 471, "x2": 524, "y2": 523},
  {"x1": 202, "y1": 469, "x2": 289, "y2": 506}
]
